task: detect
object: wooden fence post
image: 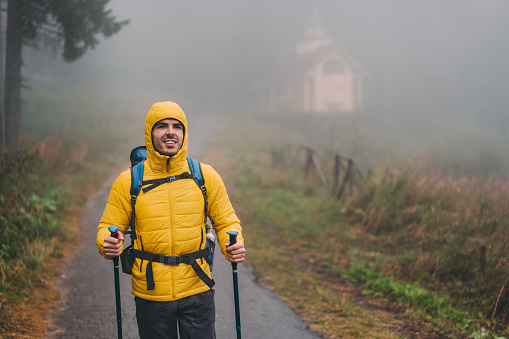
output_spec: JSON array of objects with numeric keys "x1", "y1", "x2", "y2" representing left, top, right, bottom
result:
[
  {"x1": 311, "y1": 152, "x2": 327, "y2": 187},
  {"x1": 480, "y1": 243, "x2": 487, "y2": 281},
  {"x1": 332, "y1": 153, "x2": 341, "y2": 193},
  {"x1": 300, "y1": 146, "x2": 327, "y2": 188},
  {"x1": 336, "y1": 158, "x2": 353, "y2": 200},
  {"x1": 303, "y1": 147, "x2": 313, "y2": 180}
]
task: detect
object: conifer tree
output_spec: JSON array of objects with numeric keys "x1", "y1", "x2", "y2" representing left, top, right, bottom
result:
[{"x1": 1, "y1": 0, "x2": 128, "y2": 146}]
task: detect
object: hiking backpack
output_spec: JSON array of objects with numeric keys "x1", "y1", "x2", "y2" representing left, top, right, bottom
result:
[{"x1": 119, "y1": 145, "x2": 216, "y2": 291}]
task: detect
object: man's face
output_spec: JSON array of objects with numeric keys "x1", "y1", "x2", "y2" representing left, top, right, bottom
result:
[{"x1": 151, "y1": 118, "x2": 184, "y2": 157}]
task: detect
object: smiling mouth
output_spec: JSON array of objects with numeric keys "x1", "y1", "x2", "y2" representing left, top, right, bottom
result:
[{"x1": 163, "y1": 140, "x2": 177, "y2": 145}]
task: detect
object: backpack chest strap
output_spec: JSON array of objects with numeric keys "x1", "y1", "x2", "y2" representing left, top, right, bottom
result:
[{"x1": 141, "y1": 172, "x2": 197, "y2": 193}]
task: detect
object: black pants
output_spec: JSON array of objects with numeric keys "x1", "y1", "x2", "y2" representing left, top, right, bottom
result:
[{"x1": 135, "y1": 289, "x2": 216, "y2": 339}]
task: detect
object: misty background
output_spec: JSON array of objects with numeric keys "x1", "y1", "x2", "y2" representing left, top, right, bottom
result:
[{"x1": 23, "y1": 0, "x2": 509, "y2": 175}]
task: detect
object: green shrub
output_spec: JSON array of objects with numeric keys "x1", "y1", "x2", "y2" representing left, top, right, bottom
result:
[{"x1": 344, "y1": 264, "x2": 475, "y2": 335}]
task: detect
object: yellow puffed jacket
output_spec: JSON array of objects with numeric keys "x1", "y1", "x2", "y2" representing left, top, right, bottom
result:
[{"x1": 97, "y1": 101, "x2": 243, "y2": 301}]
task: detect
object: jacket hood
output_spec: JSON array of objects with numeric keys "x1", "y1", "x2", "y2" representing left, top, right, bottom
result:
[{"x1": 144, "y1": 101, "x2": 188, "y2": 173}]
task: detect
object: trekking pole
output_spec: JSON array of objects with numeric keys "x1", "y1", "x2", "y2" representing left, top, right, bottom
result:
[
  {"x1": 227, "y1": 231, "x2": 241, "y2": 339},
  {"x1": 108, "y1": 226, "x2": 123, "y2": 339}
]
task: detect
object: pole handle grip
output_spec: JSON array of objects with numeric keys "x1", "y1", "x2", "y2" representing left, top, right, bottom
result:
[
  {"x1": 108, "y1": 225, "x2": 121, "y2": 239},
  {"x1": 227, "y1": 231, "x2": 238, "y2": 246}
]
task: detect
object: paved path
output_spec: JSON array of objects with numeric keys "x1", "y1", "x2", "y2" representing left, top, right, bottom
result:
[{"x1": 46, "y1": 115, "x2": 321, "y2": 339}]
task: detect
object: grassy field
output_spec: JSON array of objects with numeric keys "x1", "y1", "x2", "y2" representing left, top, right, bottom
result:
[{"x1": 203, "y1": 113, "x2": 509, "y2": 338}]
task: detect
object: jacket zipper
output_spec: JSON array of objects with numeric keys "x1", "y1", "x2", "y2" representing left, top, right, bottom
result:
[{"x1": 167, "y1": 158, "x2": 176, "y2": 300}]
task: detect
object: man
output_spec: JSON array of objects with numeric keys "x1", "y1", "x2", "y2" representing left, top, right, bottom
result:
[{"x1": 97, "y1": 101, "x2": 245, "y2": 338}]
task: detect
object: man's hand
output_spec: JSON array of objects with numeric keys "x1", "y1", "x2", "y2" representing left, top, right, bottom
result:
[
  {"x1": 225, "y1": 239, "x2": 246, "y2": 263},
  {"x1": 102, "y1": 232, "x2": 125, "y2": 257}
]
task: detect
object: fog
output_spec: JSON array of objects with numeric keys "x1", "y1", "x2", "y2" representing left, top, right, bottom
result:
[{"x1": 24, "y1": 0, "x2": 509, "y2": 172}]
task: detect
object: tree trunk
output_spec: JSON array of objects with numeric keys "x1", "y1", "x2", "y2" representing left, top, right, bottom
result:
[
  {"x1": 4, "y1": 0, "x2": 22, "y2": 146},
  {"x1": 0, "y1": 0, "x2": 6, "y2": 148}
]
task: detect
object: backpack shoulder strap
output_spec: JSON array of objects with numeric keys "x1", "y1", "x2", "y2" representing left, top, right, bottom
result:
[
  {"x1": 130, "y1": 146, "x2": 147, "y2": 166},
  {"x1": 187, "y1": 157, "x2": 204, "y2": 187},
  {"x1": 187, "y1": 158, "x2": 208, "y2": 218},
  {"x1": 129, "y1": 161, "x2": 144, "y2": 239}
]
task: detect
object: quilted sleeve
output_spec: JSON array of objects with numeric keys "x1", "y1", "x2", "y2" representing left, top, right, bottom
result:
[
  {"x1": 201, "y1": 164, "x2": 243, "y2": 259},
  {"x1": 96, "y1": 170, "x2": 132, "y2": 258}
]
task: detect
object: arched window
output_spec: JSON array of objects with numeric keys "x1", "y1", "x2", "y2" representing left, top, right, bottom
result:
[{"x1": 323, "y1": 59, "x2": 344, "y2": 74}]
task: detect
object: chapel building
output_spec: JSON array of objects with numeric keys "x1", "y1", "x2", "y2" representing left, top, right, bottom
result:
[{"x1": 258, "y1": 12, "x2": 367, "y2": 115}]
